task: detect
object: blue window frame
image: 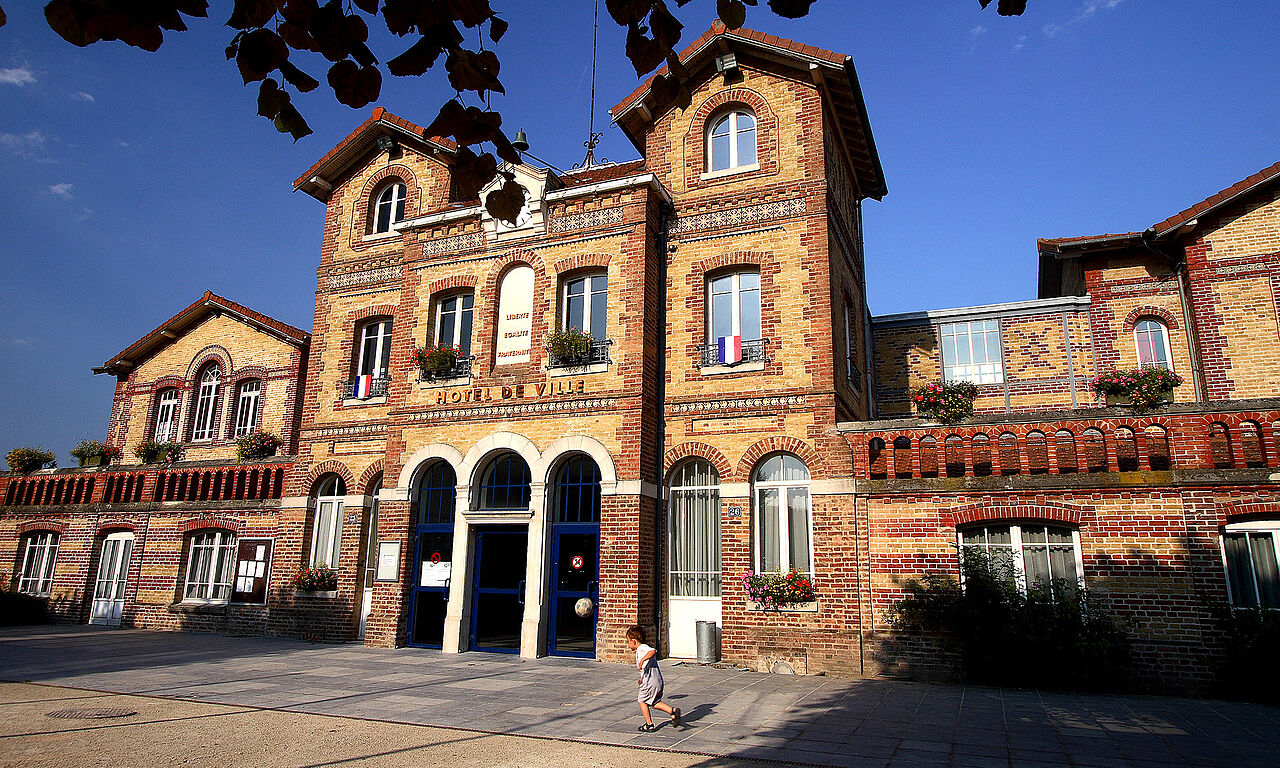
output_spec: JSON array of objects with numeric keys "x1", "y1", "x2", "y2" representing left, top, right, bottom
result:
[{"x1": 478, "y1": 453, "x2": 531, "y2": 510}]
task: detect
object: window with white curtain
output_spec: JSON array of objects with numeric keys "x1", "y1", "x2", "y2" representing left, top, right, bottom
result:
[
  {"x1": 1134, "y1": 318, "x2": 1173, "y2": 370},
  {"x1": 941, "y1": 320, "x2": 1003, "y2": 384},
  {"x1": 18, "y1": 531, "x2": 59, "y2": 596},
  {"x1": 190, "y1": 366, "x2": 221, "y2": 441},
  {"x1": 153, "y1": 388, "x2": 180, "y2": 442},
  {"x1": 183, "y1": 530, "x2": 236, "y2": 602},
  {"x1": 959, "y1": 523, "x2": 1083, "y2": 597},
  {"x1": 233, "y1": 380, "x2": 261, "y2": 437},
  {"x1": 310, "y1": 475, "x2": 346, "y2": 568},
  {"x1": 752, "y1": 454, "x2": 811, "y2": 575},
  {"x1": 1223, "y1": 524, "x2": 1280, "y2": 609},
  {"x1": 668, "y1": 460, "x2": 721, "y2": 597},
  {"x1": 707, "y1": 270, "x2": 761, "y2": 343}
]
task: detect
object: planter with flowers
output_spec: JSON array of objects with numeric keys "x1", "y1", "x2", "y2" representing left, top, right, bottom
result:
[
  {"x1": 5, "y1": 447, "x2": 56, "y2": 474},
  {"x1": 70, "y1": 440, "x2": 121, "y2": 468},
  {"x1": 236, "y1": 430, "x2": 282, "y2": 462},
  {"x1": 292, "y1": 564, "x2": 339, "y2": 598},
  {"x1": 742, "y1": 569, "x2": 818, "y2": 612},
  {"x1": 413, "y1": 343, "x2": 463, "y2": 379},
  {"x1": 1092, "y1": 367, "x2": 1182, "y2": 411},
  {"x1": 910, "y1": 380, "x2": 980, "y2": 424},
  {"x1": 135, "y1": 441, "x2": 184, "y2": 465},
  {"x1": 546, "y1": 327, "x2": 593, "y2": 366}
]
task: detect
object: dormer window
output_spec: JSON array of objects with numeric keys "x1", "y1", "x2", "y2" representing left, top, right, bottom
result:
[
  {"x1": 707, "y1": 110, "x2": 757, "y2": 173},
  {"x1": 372, "y1": 182, "x2": 406, "y2": 234}
]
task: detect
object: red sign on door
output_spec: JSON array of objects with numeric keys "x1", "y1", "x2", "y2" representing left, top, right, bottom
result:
[
  {"x1": 430, "y1": 551, "x2": 441, "y2": 564},
  {"x1": 570, "y1": 555, "x2": 584, "y2": 570}
]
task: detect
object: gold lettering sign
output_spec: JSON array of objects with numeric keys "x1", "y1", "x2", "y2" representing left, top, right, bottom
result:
[{"x1": 433, "y1": 379, "x2": 586, "y2": 406}]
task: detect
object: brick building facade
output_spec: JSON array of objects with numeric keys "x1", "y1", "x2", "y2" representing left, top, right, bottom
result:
[{"x1": 2, "y1": 25, "x2": 1276, "y2": 692}]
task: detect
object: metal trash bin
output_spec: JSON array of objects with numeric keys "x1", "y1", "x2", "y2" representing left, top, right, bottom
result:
[{"x1": 695, "y1": 620, "x2": 719, "y2": 664}]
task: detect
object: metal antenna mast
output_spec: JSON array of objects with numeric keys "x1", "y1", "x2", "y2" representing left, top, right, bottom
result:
[{"x1": 578, "y1": 0, "x2": 606, "y2": 170}]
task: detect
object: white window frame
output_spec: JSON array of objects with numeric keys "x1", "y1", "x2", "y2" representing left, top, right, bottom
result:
[
  {"x1": 940, "y1": 320, "x2": 1004, "y2": 385},
  {"x1": 153, "y1": 389, "x2": 181, "y2": 443},
  {"x1": 1133, "y1": 318, "x2": 1174, "y2": 371},
  {"x1": 357, "y1": 319, "x2": 393, "y2": 379},
  {"x1": 843, "y1": 301, "x2": 855, "y2": 381},
  {"x1": 667, "y1": 460, "x2": 722, "y2": 598},
  {"x1": 233, "y1": 380, "x2": 262, "y2": 438},
  {"x1": 561, "y1": 271, "x2": 608, "y2": 340},
  {"x1": 310, "y1": 478, "x2": 346, "y2": 568},
  {"x1": 183, "y1": 530, "x2": 236, "y2": 603},
  {"x1": 190, "y1": 366, "x2": 221, "y2": 442},
  {"x1": 957, "y1": 523, "x2": 1085, "y2": 597},
  {"x1": 751, "y1": 455, "x2": 813, "y2": 576},
  {"x1": 706, "y1": 269, "x2": 761, "y2": 343},
  {"x1": 706, "y1": 110, "x2": 758, "y2": 174},
  {"x1": 434, "y1": 293, "x2": 474, "y2": 357},
  {"x1": 1220, "y1": 521, "x2": 1280, "y2": 609},
  {"x1": 18, "y1": 531, "x2": 60, "y2": 596},
  {"x1": 372, "y1": 182, "x2": 406, "y2": 234}
]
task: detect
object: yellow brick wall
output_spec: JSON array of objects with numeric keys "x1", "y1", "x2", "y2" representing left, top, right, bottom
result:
[{"x1": 1201, "y1": 188, "x2": 1280, "y2": 263}]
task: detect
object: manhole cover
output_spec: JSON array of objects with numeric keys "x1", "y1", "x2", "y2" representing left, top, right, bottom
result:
[{"x1": 46, "y1": 707, "x2": 137, "y2": 720}]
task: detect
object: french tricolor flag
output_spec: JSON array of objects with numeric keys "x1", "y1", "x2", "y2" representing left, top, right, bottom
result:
[
  {"x1": 352, "y1": 374, "x2": 374, "y2": 398},
  {"x1": 717, "y1": 335, "x2": 743, "y2": 365}
]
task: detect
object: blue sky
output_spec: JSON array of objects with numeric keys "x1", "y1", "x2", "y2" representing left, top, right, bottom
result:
[{"x1": 1, "y1": 1, "x2": 1277, "y2": 463}]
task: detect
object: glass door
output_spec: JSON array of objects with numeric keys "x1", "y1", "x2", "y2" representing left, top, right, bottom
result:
[
  {"x1": 408, "y1": 527, "x2": 454, "y2": 647},
  {"x1": 548, "y1": 526, "x2": 599, "y2": 657},
  {"x1": 89, "y1": 532, "x2": 134, "y2": 626},
  {"x1": 469, "y1": 526, "x2": 528, "y2": 653}
]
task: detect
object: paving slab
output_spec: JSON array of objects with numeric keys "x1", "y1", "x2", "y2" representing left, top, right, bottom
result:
[{"x1": 2, "y1": 625, "x2": 1279, "y2": 767}]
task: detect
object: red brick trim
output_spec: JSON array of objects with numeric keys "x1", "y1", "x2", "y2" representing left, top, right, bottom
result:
[
  {"x1": 18, "y1": 520, "x2": 65, "y2": 535},
  {"x1": 1123, "y1": 305, "x2": 1180, "y2": 332},
  {"x1": 553, "y1": 253, "x2": 612, "y2": 275},
  {"x1": 427, "y1": 275, "x2": 478, "y2": 295},
  {"x1": 696, "y1": 250, "x2": 766, "y2": 277},
  {"x1": 306, "y1": 460, "x2": 356, "y2": 493},
  {"x1": 737, "y1": 437, "x2": 825, "y2": 479},
  {"x1": 1221, "y1": 502, "x2": 1280, "y2": 526},
  {"x1": 350, "y1": 305, "x2": 398, "y2": 324},
  {"x1": 682, "y1": 87, "x2": 778, "y2": 189},
  {"x1": 665, "y1": 442, "x2": 734, "y2": 481},
  {"x1": 185, "y1": 347, "x2": 232, "y2": 380},
  {"x1": 943, "y1": 502, "x2": 1085, "y2": 528},
  {"x1": 358, "y1": 460, "x2": 385, "y2": 495},
  {"x1": 181, "y1": 515, "x2": 243, "y2": 534},
  {"x1": 150, "y1": 375, "x2": 187, "y2": 391},
  {"x1": 96, "y1": 521, "x2": 137, "y2": 534},
  {"x1": 353, "y1": 164, "x2": 420, "y2": 238}
]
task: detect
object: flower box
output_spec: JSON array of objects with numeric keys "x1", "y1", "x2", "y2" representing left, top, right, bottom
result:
[
  {"x1": 79, "y1": 456, "x2": 104, "y2": 467},
  {"x1": 747, "y1": 600, "x2": 819, "y2": 613},
  {"x1": 1105, "y1": 391, "x2": 1171, "y2": 408},
  {"x1": 1093, "y1": 367, "x2": 1182, "y2": 411},
  {"x1": 293, "y1": 589, "x2": 339, "y2": 599}
]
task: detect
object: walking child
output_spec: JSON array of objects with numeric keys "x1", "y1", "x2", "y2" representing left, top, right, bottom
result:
[{"x1": 626, "y1": 625, "x2": 681, "y2": 731}]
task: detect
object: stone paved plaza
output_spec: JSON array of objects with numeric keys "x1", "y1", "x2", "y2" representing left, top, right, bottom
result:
[{"x1": 1, "y1": 625, "x2": 1277, "y2": 768}]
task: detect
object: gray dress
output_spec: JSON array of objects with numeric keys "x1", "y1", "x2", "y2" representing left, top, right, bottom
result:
[{"x1": 636, "y1": 644, "x2": 664, "y2": 705}]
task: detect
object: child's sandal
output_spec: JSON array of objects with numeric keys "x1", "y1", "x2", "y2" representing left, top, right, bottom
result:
[
  {"x1": 638, "y1": 722, "x2": 657, "y2": 732},
  {"x1": 671, "y1": 708, "x2": 682, "y2": 727}
]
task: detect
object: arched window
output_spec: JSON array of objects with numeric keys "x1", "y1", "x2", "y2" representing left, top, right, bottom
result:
[
  {"x1": 552, "y1": 455, "x2": 601, "y2": 524},
  {"x1": 960, "y1": 523, "x2": 1083, "y2": 597},
  {"x1": 893, "y1": 437, "x2": 912, "y2": 479},
  {"x1": 372, "y1": 182, "x2": 406, "y2": 234},
  {"x1": 919, "y1": 435, "x2": 939, "y2": 477},
  {"x1": 752, "y1": 454, "x2": 811, "y2": 575},
  {"x1": 183, "y1": 529, "x2": 236, "y2": 603},
  {"x1": 1026, "y1": 431, "x2": 1049, "y2": 474},
  {"x1": 310, "y1": 475, "x2": 346, "y2": 568},
  {"x1": 1055, "y1": 430, "x2": 1078, "y2": 473},
  {"x1": 1082, "y1": 428, "x2": 1107, "y2": 473},
  {"x1": 707, "y1": 109, "x2": 757, "y2": 172},
  {"x1": 867, "y1": 438, "x2": 886, "y2": 479},
  {"x1": 1240, "y1": 421, "x2": 1266, "y2": 468},
  {"x1": 232, "y1": 379, "x2": 262, "y2": 438},
  {"x1": 153, "y1": 388, "x2": 181, "y2": 443},
  {"x1": 361, "y1": 474, "x2": 383, "y2": 594},
  {"x1": 972, "y1": 434, "x2": 992, "y2": 477},
  {"x1": 416, "y1": 462, "x2": 457, "y2": 525},
  {"x1": 1115, "y1": 426, "x2": 1138, "y2": 471},
  {"x1": 562, "y1": 271, "x2": 608, "y2": 341},
  {"x1": 944, "y1": 435, "x2": 965, "y2": 478},
  {"x1": 190, "y1": 365, "x2": 221, "y2": 442},
  {"x1": 1146, "y1": 424, "x2": 1172, "y2": 470},
  {"x1": 478, "y1": 453, "x2": 531, "y2": 510},
  {"x1": 998, "y1": 433, "x2": 1020, "y2": 475},
  {"x1": 1209, "y1": 423, "x2": 1233, "y2": 469},
  {"x1": 1134, "y1": 318, "x2": 1172, "y2": 370},
  {"x1": 668, "y1": 459, "x2": 721, "y2": 597}
]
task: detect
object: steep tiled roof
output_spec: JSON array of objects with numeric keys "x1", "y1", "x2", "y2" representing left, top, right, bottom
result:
[
  {"x1": 96, "y1": 291, "x2": 309, "y2": 375},
  {"x1": 1151, "y1": 159, "x2": 1280, "y2": 236},
  {"x1": 294, "y1": 107, "x2": 456, "y2": 198}
]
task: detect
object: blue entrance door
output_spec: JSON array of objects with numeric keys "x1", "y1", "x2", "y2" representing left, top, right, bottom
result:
[
  {"x1": 548, "y1": 524, "x2": 600, "y2": 657},
  {"x1": 407, "y1": 525, "x2": 453, "y2": 648},
  {"x1": 469, "y1": 526, "x2": 528, "y2": 653}
]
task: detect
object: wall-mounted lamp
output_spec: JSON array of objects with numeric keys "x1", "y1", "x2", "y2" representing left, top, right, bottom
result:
[{"x1": 376, "y1": 134, "x2": 400, "y2": 158}]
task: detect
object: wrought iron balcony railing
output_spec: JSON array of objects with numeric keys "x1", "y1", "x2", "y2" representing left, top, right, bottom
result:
[
  {"x1": 696, "y1": 338, "x2": 768, "y2": 368},
  {"x1": 547, "y1": 339, "x2": 613, "y2": 369},
  {"x1": 337, "y1": 376, "x2": 390, "y2": 400},
  {"x1": 417, "y1": 355, "x2": 474, "y2": 382}
]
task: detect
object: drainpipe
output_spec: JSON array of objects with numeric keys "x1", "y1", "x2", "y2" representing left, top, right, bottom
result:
[
  {"x1": 1140, "y1": 228, "x2": 1205, "y2": 402},
  {"x1": 654, "y1": 199, "x2": 673, "y2": 655}
]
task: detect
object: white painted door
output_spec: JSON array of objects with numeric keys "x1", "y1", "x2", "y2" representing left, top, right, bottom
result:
[
  {"x1": 89, "y1": 532, "x2": 134, "y2": 626},
  {"x1": 667, "y1": 460, "x2": 723, "y2": 658}
]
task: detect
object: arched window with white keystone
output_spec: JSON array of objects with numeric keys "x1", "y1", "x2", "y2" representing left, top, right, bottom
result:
[
  {"x1": 309, "y1": 475, "x2": 346, "y2": 568},
  {"x1": 153, "y1": 388, "x2": 181, "y2": 443}
]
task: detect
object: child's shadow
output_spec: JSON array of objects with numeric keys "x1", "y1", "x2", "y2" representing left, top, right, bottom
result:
[{"x1": 666, "y1": 701, "x2": 716, "y2": 729}]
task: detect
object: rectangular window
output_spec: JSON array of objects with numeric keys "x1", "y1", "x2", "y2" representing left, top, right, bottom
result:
[
  {"x1": 231, "y1": 538, "x2": 273, "y2": 604},
  {"x1": 563, "y1": 273, "x2": 608, "y2": 341},
  {"x1": 707, "y1": 270, "x2": 761, "y2": 342},
  {"x1": 959, "y1": 523, "x2": 1082, "y2": 597},
  {"x1": 18, "y1": 532, "x2": 60, "y2": 596},
  {"x1": 1224, "y1": 530, "x2": 1280, "y2": 608},
  {"x1": 233, "y1": 381, "x2": 261, "y2": 438},
  {"x1": 184, "y1": 530, "x2": 236, "y2": 603},
  {"x1": 941, "y1": 320, "x2": 1003, "y2": 384},
  {"x1": 358, "y1": 320, "x2": 393, "y2": 378},
  {"x1": 435, "y1": 294, "x2": 474, "y2": 357},
  {"x1": 154, "y1": 390, "x2": 180, "y2": 442}
]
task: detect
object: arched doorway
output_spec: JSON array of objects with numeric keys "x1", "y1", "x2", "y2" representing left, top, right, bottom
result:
[
  {"x1": 546, "y1": 454, "x2": 601, "y2": 657},
  {"x1": 468, "y1": 452, "x2": 531, "y2": 653},
  {"x1": 408, "y1": 461, "x2": 456, "y2": 648},
  {"x1": 667, "y1": 459, "x2": 721, "y2": 657}
]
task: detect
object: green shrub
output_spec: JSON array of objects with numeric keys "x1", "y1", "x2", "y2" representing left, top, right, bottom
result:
[
  {"x1": 547, "y1": 326, "x2": 592, "y2": 362},
  {"x1": 134, "y1": 441, "x2": 183, "y2": 464},
  {"x1": 888, "y1": 549, "x2": 1130, "y2": 690},
  {"x1": 70, "y1": 440, "x2": 122, "y2": 465},
  {"x1": 236, "y1": 430, "x2": 282, "y2": 462},
  {"x1": 5, "y1": 447, "x2": 56, "y2": 474}
]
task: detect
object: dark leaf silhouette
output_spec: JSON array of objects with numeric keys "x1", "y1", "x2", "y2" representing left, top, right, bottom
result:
[
  {"x1": 236, "y1": 28, "x2": 289, "y2": 83},
  {"x1": 280, "y1": 60, "x2": 320, "y2": 92},
  {"x1": 353, "y1": 0, "x2": 379, "y2": 13},
  {"x1": 767, "y1": 0, "x2": 816, "y2": 18},
  {"x1": 717, "y1": 0, "x2": 746, "y2": 29},
  {"x1": 445, "y1": 49, "x2": 504, "y2": 95},
  {"x1": 486, "y1": 178, "x2": 527, "y2": 224},
  {"x1": 327, "y1": 59, "x2": 382, "y2": 108},
  {"x1": 488, "y1": 15, "x2": 507, "y2": 41},
  {"x1": 227, "y1": 0, "x2": 276, "y2": 30},
  {"x1": 625, "y1": 23, "x2": 664, "y2": 76}
]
